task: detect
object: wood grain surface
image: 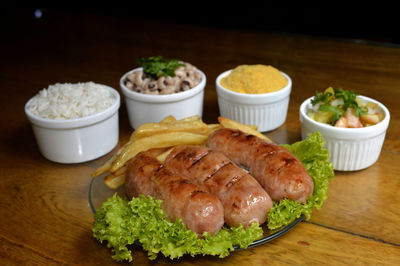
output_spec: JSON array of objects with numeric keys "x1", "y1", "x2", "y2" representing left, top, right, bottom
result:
[{"x1": 1, "y1": 10, "x2": 399, "y2": 265}]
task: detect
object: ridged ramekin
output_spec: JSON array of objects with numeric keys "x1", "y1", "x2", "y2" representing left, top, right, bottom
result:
[
  {"x1": 120, "y1": 67, "x2": 206, "y2": 129},
  {"x1": 300, "y1": 96, "x2": 390, "y2": 171},
  {"x1": 25, "y1": 85, "x2": 120, "y2": 164},
  {"x1": 216, "y1": 69, "x2": 292, "y2": 132}
]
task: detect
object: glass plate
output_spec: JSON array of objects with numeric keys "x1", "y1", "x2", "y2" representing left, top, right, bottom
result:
[{"x1": 88, "y1": 175, "x2": 304, "y2": 250}]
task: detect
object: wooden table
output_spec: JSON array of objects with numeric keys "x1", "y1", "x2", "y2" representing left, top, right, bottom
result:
[{"x1": 1, "y1": 10, "x2": 399, "y2": 265}]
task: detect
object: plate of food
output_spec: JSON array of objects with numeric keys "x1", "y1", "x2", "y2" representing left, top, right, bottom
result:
[{"x1": 89, "y1": 116, "x2": 334, "y2": 262}]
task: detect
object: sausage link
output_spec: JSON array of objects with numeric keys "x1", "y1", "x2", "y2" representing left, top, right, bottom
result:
[
  {"x1": 207, "y1": 128, "x2": 314, "y2": 203},
  {"x1": 165, "y1": 145, "x2": 272, "y2": 228},
  {"x1": 125, "y1": 151, "x2": 224, "y2": 236}
]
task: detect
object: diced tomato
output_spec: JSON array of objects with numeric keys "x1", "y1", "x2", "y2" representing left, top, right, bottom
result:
[
  {"x1": 360, "y1": 113, "x2": 380, "y2": 125},
  {"x1": 345, "y1": 108, "x2": 363, "y2": 128},
  {"x1": 335, "y1": 116, "x2": 348, "y2": 128}
]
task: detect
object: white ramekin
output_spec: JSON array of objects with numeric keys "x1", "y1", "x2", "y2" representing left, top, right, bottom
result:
[
  {"x1": 120, "y1": 67, "x2": 206, "y2": 129},
  {"x1": 25, "y1": 85, "x2": 120, "y2": 164},
  {"x1": 216, "y1": 69, "x2": 292, "y2": 132},
  {"x1": 300, "y1": 96, "x2": 390, "y2": 171}
]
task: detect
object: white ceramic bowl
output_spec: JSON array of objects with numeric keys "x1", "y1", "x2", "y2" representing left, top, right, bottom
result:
[
  {"x1": 300, "y1": 96, "x2": 390, "y2": 171},
  {"x1": 25, "y1": 85, "x2": 120, "y2": 164},
  {"x1": 216, "y1": 69, "x2": 292, "y2": 132},
  {"x1": 120, "y1": 67, "x2": 206, "y2": 129}
]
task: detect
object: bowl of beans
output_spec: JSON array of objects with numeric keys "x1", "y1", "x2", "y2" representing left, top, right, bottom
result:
[
  {"x1": 24, "y1": 82, "x2": 120, "y2": 163},
  {"x1": 120, "y1": 56, "x2": 206, "y2": 129}
]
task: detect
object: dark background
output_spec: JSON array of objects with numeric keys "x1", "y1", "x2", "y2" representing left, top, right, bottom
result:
[{"x1": 1, "y1": 4, "x2": 399, "y2": 45}]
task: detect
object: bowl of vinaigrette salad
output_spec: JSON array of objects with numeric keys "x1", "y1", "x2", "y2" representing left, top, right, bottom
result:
[{"x1": 300, "y1": 88, "x2": 390, "y2": 171}]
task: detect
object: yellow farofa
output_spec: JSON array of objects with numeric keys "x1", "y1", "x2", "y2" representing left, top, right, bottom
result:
[{"x1": 220, "y1": 64, "x2": 287, "y2": 94}]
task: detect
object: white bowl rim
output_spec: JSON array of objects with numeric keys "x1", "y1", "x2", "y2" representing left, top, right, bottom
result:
[
  {"x1": 24, "y1": 84, "x2": 121, "y2": 129},
  {"x1": 300, "y1": 95, "x2": 390, "y2": 138},
  {"x1": 216, "y1": 69, "x2": 292, "y2": 99},
  {"x1": 120, "y1": 67, "x2": 206, "y2": 103}
]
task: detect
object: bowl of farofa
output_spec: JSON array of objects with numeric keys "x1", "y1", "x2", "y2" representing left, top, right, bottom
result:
[
  {"x1": 300, "y1": 88, "x2": 390, "y2": 171},
  {"x1": 216, "y1": 65, "x2": 292, "y2": 132},
  {"x1": 120, "y1": 56, "x2": 206, "y2": 129},
  {"x1": 25, "y1": 82, "x2": 120, "y2": 164}
]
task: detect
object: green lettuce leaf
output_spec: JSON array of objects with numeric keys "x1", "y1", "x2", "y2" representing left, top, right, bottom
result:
[
  {"x1": 92, "y1": 194, "x2": 263, "y2": 262},
  {"x1": 92, "y1": 193, "x2": 136, "y2": 262},
  {"x1": 267, "y1": 131, "x2": 334, "y2": 230}
]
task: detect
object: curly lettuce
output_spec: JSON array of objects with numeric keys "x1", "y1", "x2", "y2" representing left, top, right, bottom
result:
[
  {"x1": 92, "y1": 194, "x2": 262, "y2": 262},
  {"x1": 267, "y1": 131, "x2": 334, "y2": 229}
]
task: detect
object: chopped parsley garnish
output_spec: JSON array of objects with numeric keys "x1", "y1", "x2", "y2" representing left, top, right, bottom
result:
[
  {"x1": 136, "y1": 56, "x2": 184, "y2": 79},
  {"x1": 334, "y1": 88, "x2": 367, "y2": 117},
  {"x1": 311, "y1": 90, "x2": 333, "y2": 106},
  {"x1": 311, "y1": 87, "x2": 367, "y2": 124}
]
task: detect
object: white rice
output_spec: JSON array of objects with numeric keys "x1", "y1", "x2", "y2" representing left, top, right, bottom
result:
[{"x1": 27, "y1": 82, "x2": 116, "y2": 120}]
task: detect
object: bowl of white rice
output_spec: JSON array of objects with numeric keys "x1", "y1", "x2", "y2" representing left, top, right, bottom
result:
[{"x1": 25, "y1": 82, "x2": 120, "y2": 163}]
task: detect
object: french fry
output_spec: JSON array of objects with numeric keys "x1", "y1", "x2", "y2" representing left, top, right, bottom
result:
[
  {"x1": 104, "y1": 173, "x2": 126, "y2": 189},
  {"x1": 218, "y1": 116, "x2": 272, "y2": 142},
  {"x1": 160, "y1": 115, "x2": 177, "y2": 123},
  {"x1": 174, "y1": 115, "x2": 202, "y2": 122},
  {"x1": 145, "y1": 147, "x2": 172, "y2": 157},
  {"x1": 103, "y1": 147, "x2": 173, "y2": 189},
  {"x1": 247, "y1": 124, "x2": 259, "y2": 130},
  {"x1": 104, "y1": 165, "x2": 128, "y2": 188},
  {"x1": 111, "y1": 131, "x2": 208, "y2": 172},
  {"x1": 206, "y1": 123, "x2": 221, "y2": 134},
  {"x1": 130, "y1": 115, "x2": 209, "y2": 141},
  {"x1": 156, "y1": 147, "x2": 175, "y2": 163},
  {"x1": 92, "y1": 139, "x2": 134, "y2": 177},
  {"x1": 92, "y1": 154, "x2": 117, "y2": 177}
]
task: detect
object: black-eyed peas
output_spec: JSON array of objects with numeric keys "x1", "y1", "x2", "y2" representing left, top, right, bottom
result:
[{"x1": 125, "y1": 62, "x2": 202, "y2": 95}]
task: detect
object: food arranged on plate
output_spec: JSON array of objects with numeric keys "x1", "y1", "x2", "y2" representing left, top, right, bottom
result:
[
  {"x1": 123, "y1": 56, "x2": 203, "y2": 95},
  {"x1": 307, "y1": 87, "x2": 385, "y2": 128},
  {"x1": 91, "y1": 116, "x2": 334, "y2": 262}
]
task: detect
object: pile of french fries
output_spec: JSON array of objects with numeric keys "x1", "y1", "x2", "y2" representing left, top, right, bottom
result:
[{"x1": 92, "y1": 115, "x2": 271, "y2": 189}]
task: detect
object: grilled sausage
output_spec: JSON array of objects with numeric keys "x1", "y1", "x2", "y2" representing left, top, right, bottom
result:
[
  {"x1": 125, "y1": 151, "x2": 224, "y2": 236},
  {"x1": 165, "y1": 145, "x2": 272, "y2": 228},
  {"x1": 207, "y1": 128, "x2": 314, "y2": 203}
]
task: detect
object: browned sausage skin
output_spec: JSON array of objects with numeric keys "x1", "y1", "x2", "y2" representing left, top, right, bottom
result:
[
  {"x1": 125, "y1": 151, "x2": 224, "y2": 236},
  {"x1": 207, "y1": 128, "x2": 314, "y2": 203},
  {"x1": 165, "y1": 145, "x2": 272, "y2": 228}
]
